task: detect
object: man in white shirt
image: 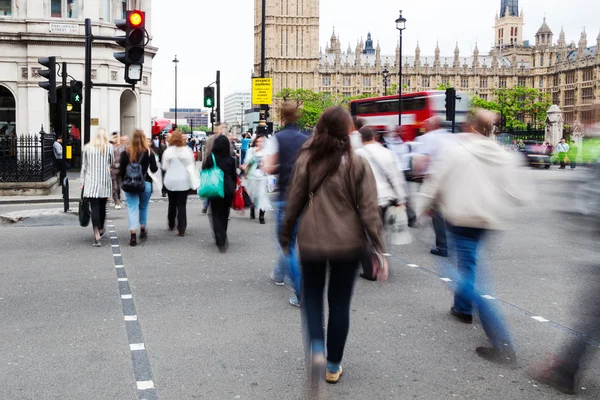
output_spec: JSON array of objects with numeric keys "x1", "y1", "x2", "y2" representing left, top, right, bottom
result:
[
  {"x1": 556, "y1": 138, "x2": 570, "y2": 169},
  {"x1": 349, "y1": 117, "x2": 365, "y2": 150}
]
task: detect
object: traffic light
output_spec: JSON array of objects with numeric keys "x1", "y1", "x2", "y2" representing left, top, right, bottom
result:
[
  {"x1": 38, "y1": 57, "x2": 57, "y2": 104},
  {"x1": 445, "y1": 88, "x2": 456, "y2": 122},
  {"x1": 210, "y1": 112, "x2": 216, "y2": 124},
  {"x1": 113, "y1": 10, "x2": 146, "y2": 84},
  {"x1": 264, "y1": 105, "x2": 270, "y2": 120},
  {"x1": 204, "y1": 87, "x2": 215, "y2": 108},
  {"x1": 70, "y1": 80, "x2": 83, "y2": 104}
]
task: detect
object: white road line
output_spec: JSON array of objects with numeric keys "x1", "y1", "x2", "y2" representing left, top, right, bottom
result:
[
  {"x1": 111, "y1": 244, "x2": 119, "y2": 248},
  {"x1": 124, "y1": 315, "x2": 138, "y2": 321},
  {"x1": 115, "y1": 264, "x2": 124, "y2": 269},
  {"x1": 113, "y1": 253, "x2": 122, "y2": 257},
  {"x1": 481, "y1": 295, "x2": 496, "y2": 300},
  {"x1": 136, "y1": 380, "x2": 155, "y2": 390},
  {"x1": 130, "y1": 343, "x2": 145, "y2": 351},
  {"x1": 118, "y1": 278, "x2": 128, "y2": 282},
  {"x1": 532, "y1": 316, "x2": 549, "y2": 322},
  {"x1": 109, "y1": 230, "x2": 116, "y2": 233},
  {"x1": 407, "y1": 264, "x2": 419, "y2": 268},
  {"x1": 121, "y1": 294, "x2": 133, "y2": 299},
  {"x1": 440, "y1": 278, "x2": 452, "y2": 282}
]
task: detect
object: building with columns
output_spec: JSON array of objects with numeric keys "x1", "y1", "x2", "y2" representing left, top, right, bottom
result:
[
  {"x1": 0, "y1": 0, "x2": 157, "y2": 144},
  {"x1": 254, "y1": 0, "x2": 599, "y2": 126}
]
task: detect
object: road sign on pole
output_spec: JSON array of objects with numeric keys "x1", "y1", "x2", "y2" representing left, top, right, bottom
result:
[{"x1": 252, "y1": 78, "x2": 273, "y2": 105}]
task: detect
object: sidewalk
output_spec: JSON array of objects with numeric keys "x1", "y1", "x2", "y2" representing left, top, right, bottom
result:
[{"x1": 0, "y1": 171, "x2": 167, "y2": 205}]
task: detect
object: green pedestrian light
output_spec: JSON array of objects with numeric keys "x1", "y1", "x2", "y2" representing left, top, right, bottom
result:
[{"x1": 204, "y1": 86, "x2": 214, "y2": 109}]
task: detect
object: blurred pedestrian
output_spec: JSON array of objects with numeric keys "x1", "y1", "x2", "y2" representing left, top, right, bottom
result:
[
  {"x1": 240, "y1": 132, "x2": 252, "y2": 166},
  {"x1": 355, "y1": 126, "x2": 406, "y2": 280},
  {"x1": 568, "y1": 140, "x2": 578, "y2": 169},
  {"x1": 282, "y1": 106, "x2": 385, "y2": 387},
  {"x1": 111, "y1": 133, "x2": 127, "y2": 209},
  {"x1": 53, "y1": 136, "x2": 65, "y2": 186},
  {"x1": 206, "y1": 135, "x2": 237, "y2": 252},
  {"x1": 263, "y1": 102, "x2": 308, "y2": 306},
  {"x1": 349, "y1": 116, "x2": 365, "y2": 150},
  {"x1": 201, "y1": 123, "x2": 225, "y2": 214},
  {"x1": 243, "y1": 135, "x2": 269, "y2": 224},
  {"x1": 418, "y1": 109, "x2": 532, "y2": 364},
  {"x1": 80, "y1": 129, "x2": 114, "y2": 247},
  {"x1": 162, "y1": 130, "x2": 196, "y2": 236},
  {"x1": 120, "y1": 129, "x2": 159, "y2": 246},
  {"x1": 557, "y1": 138, "x2": 569, "y2": 169}
]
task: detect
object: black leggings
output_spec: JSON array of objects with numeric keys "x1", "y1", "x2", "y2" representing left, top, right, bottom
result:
[
  {"x1": 89, "y1": 198, "x2": 107, "y2": 231},
  {"x1": 209, "y1": 195, "x2": 232, "y2": 247},
  {"x1": 167, "y1": 191, "x2": 188, "y2": 234},
  {"x1": 302, "y1": 257, "x2": 360, "y2": 364}
]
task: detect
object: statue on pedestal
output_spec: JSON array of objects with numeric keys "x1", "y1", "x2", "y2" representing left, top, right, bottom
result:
[{"x1": 545, "y1": 105, "x2": 563, "y2": 146}]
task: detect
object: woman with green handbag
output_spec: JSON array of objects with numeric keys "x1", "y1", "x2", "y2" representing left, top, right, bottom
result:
[{"x1": 203, "y1": 135, "x2": 237, "y2": 251}]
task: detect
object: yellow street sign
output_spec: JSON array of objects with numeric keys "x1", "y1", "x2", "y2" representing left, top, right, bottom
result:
[
  {"x1": 252, "y1": 78, "x2": 273, "y2": 105},
  {"x1": 90, "y1": 118, "x2": 99, "y2": 126},
  {"x1": 66, "y1": 145, "x2": 72, "y2": 160}
]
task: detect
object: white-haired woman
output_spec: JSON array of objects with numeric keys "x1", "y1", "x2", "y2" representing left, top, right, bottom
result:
[{"x1": 80, "y1": 129, "x2": 114, "y2": 246}]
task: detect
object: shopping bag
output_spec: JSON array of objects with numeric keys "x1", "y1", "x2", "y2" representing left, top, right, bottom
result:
[
  {"x1": 198, "y1": 154, "x2": 224, "y2": 198},
  {"x1": 232, "y1": 185, "x2": 245, "y2": 210},
  {"x1": 78, "y1": 190, "x2": 91, "y2": 227},
  {"x1": 385, "y1": 205, "x2": 412, "y2": 245},
  {"x1": 242, "y1": 186, "x2": 253, "y2": 209}
]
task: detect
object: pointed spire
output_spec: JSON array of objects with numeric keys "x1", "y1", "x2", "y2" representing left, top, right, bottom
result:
[
  {"x1": 472, "y1": 42, "x2": 480, "y2": 68},
  {"x1": 492, "y1": 47, "x2": 499, "y2": 69},
  {"x1": 578, "y1": 29, "x2": 588, "y2": 59},
  {"x1": 376, "y1": 40, "x2": 380, "y2": 51},
  {"x1": 347, "y1": 42, "x2": 352, "y2": 54},
  {"x1": 453, "y1": 42, "x2": 460, "y2": 68},
  {"x1": 433, "y1": 42, "x2": 440, "y2": 68},
  {"x1": 414, "y1": 41, "x2": 421, "y2": 68},
  {"x1": 558, "y1": 27, "x2": 566, "y2": 47}
]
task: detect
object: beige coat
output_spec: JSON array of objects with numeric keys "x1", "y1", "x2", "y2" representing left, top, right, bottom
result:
[
  {"x1": 282, "y1": 149, "x2": 384, "y2": 260},
  {"x1": 418, "y1": 132, "x2": 533, "y2": 230}
]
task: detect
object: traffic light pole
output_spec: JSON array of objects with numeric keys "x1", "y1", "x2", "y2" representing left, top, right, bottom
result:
[
  {"x1": 216, "y1": 70, "x2": 221, "y2": 124},
  {"x1": 61, "y1": 62, "x2": 70, "y2": 212},
  {"x1": 84, "y1": 18, "x2": 92, "y2": 145}
]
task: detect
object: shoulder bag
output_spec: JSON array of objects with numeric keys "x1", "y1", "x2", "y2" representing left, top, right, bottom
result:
[
  {"x1": 78, "y1": 189, "x2": 91, "y2": 227},
  {"x1": 198, "y1": 154, "x2": 224, "y2": 198}
]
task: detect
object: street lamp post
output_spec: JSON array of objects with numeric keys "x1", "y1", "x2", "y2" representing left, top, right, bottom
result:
[
  {"x1": 240, "y1": 102, "x2": 244, "y2": 134},
  {"x1": 173, "y1": 55, "x2": 179, "y2": 128},
  {"x1": 382, "y1": 67, "x2": 389, "y2": 96},
  {"x1": 395, "y1": 11, "x2": 407, "y2": 128}
]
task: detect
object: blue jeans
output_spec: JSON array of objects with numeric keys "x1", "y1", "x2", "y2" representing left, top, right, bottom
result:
[
  {"x1": 273, "y1": 200, "x2": 301, "y2": 297},
  {"x1": 449, "y1": 226, "x2": 513, "y2": 350},
  {"x1": 124, "y1": 182, "x2": 152, "y2": 231}
]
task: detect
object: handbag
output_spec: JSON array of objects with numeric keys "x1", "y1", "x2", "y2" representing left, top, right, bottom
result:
[
  {"x1": 385, "y1": 204, "x2": 412, "y2": 245},
  {"x1": 78, "y1": 189, "x2": 91, "y2": 227},
  {"x1": 242, "y1": 186, "x2": 253, "y2": 208},
  {"x1": 198, "y1": 153, "x2": 224, "y2": 198}
]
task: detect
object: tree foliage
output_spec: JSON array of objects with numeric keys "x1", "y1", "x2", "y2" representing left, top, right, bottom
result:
[
  {"x1": 472, "y1": 87, "x2": 551, "y2": 130},
  {"x1": 435, "y1": 82, "x2": 453, "y2": 91},
  {"x1": 176, "y1": 125, "x2": 211, "y2": 133}
]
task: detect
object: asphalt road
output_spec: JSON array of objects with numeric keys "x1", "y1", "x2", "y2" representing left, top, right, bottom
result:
[{"x1": 0, "y1": 168, "x2": 598, "y2": 399}]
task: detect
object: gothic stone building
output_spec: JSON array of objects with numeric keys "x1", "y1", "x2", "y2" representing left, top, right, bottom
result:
[{"x1": 253, "y1": 0, "x2": 599, "y2": 126}]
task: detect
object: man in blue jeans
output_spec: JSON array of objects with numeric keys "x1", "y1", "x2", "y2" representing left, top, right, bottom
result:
[
  {"x1": 264, "y1": 102, "x2": 307, "y2": 307},
  {"x1": 418, "y1": 109, "x2": 532, "y2": 363}
]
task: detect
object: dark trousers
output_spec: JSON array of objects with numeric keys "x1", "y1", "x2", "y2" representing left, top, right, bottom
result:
[
  {"x1": 559, "y1": 152, "x2": 567, "y2": 168},
  {"x1": 55, "y1": 159, "x2": 66, "y2": 186},
  {"x1": 302, "y1": 257, "x2": 360, "y2": 364},
  {"x1": 432, "y1": 210, "x2": 448, "y2": 251},
  {"x1": 167, "y1": 191, "x2": 188, "y2": 234},
  {"x1": 209, "y1": 195, "x2": 232, "y2": 246},
  {"x1": 89, "y1": 198, "x2": 107, "y2": 231}
]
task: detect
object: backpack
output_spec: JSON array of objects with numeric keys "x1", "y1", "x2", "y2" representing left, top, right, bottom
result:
[{"x1": 122, "y1": 160, "x2": 146, "y2": 193}]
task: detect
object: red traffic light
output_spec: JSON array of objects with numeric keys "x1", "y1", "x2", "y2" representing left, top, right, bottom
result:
[{"x1": 129, "y1": 10, "x2": 143, "y2": 27}]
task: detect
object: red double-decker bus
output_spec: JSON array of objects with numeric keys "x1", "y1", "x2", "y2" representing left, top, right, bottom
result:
[{"x1": 349, "y1": 90, "x2": 471, "y2": 142}]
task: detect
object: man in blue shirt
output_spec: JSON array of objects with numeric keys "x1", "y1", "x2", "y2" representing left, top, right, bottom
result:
[
  {"x1": 264, "y1": 103, "x2": 308, "y2": 307},
  {"x1": 240, "y1": 133, "x2": 252, "y2": 165}
]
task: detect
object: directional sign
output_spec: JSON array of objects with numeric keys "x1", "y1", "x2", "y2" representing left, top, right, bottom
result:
[{"x1": 252, "y1": 78, "x2": 273, "y2": 105}]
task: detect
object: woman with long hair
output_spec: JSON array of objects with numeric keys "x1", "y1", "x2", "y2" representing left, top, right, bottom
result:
[
  {"x1": 119, "y1": 129, "x2": 158, "y2": 246},
  {"x1": 281, "y1": 106, "x2": 385, "y2": 388},
  {"x1": 206, "y1": 135, "x2": 237, "y2": 251},
  {"x1": 243, "y1": 135, "x2": 269, "y2": 224},
  {"x1": 161, "y1": 130, "x2": 196, "y2": 236},
  {"x1": 80, "y1": 129, "x2": 114, "y2": 247}
]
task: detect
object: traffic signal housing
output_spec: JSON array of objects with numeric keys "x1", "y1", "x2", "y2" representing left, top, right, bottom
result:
[
  {"x1": 70, "y1": 80, "x2": 83, "y2": 104},
  {"x1": 445, "y1": 88, "x2": 456, "y2": 122},
  {"x1": 113, "y1": 10, "x2": 146, "y2": 84},
  {"x1": 204, "y1": 87, "x2": 215, "y2": 108},
  {"x1": 38, "y1": 57, "x2": 57, "y2": 104},
  {"x1": 210, "y1": 112, "x2": 216, "y2": 124}
]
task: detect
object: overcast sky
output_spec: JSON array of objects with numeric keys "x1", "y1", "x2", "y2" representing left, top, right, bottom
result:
[{"x1": 150, "y1": 0, "x2": 599, "y2": 118}]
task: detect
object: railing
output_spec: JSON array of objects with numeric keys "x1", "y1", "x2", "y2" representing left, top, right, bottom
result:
[
  {"x1": 496, "y1": 130, "x2": 546, "y2": 144},
  {"x1": 0, "y1": 128, "x2": 56, "y2": 182}
]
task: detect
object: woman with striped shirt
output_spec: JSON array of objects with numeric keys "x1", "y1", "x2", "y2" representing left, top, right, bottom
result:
[{"x1": 80, "y1": 129, "x2": 114, "y2": 247}]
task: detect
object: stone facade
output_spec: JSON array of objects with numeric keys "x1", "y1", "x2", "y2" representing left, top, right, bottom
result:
[
  {"x1": 0, "y1": 0, "x2": 157, "y2": 139},
  {"x1": 254, "y1": 0, "x2": 600, "y2": 126}
]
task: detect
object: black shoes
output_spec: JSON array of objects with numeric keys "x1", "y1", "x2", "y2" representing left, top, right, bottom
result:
[
  {"x1": 140, "y1": 227, "x2": 147, "y2": 239},
  {"x1": 201, "y1": 208, "x2": 207, "y2": 214},
  {"x1": 129, "y1": 233, "x2": 137, "y2": 247},
  {"x1": 250, "y1": 207, "x2": 256, "y2": 220},
  {"x1": 476, "y1": 346, "x2": 517, "y2": 366},
  {"x1": 259, "y1": 210, "x2": 265, "y2": 224},
  {"x1": 431, "y1": 247, "x2": 448, "y2": 257},
  {"x1": 528, "y1": 355, "x2": 577, "y2": 395},
  {"x1": 450, "y1": 307, "x2": 473, "y2": 324}
]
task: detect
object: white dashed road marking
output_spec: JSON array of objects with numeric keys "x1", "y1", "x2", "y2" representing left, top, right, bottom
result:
[{"x1": 531, "y1": 316, "x2": 549, "y2": 322}]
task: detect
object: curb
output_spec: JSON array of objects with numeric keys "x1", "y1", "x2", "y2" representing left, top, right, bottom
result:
[{"x1": 0, "y1": 196, "x2": 171, "y2": 206}]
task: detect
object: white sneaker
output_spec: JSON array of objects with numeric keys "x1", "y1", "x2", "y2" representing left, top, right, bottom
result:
[{"x1": 115, "y1": 204, "x2": 122, "y2": 210}]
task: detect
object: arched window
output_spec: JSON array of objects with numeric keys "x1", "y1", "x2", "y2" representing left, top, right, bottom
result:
[{"x1": 0, "y1": 85, "x2": 16, "y2": 135}]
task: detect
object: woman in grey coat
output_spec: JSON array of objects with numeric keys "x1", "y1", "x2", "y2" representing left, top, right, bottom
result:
[{"x1": 80, "y1": 129, "x2": 114, "y2": 246}]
